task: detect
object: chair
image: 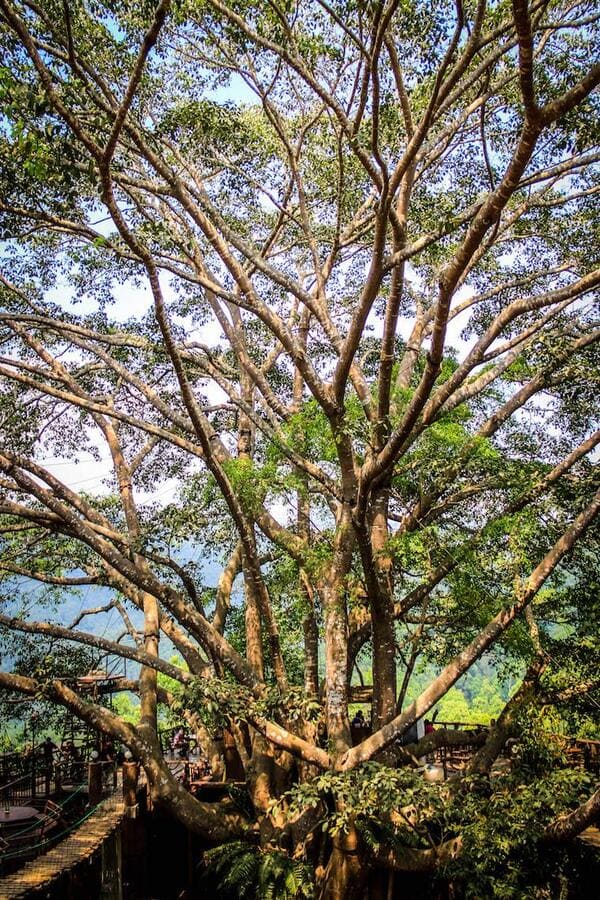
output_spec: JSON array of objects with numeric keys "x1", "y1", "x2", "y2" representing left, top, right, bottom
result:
[
  {"x1": 44, "y1": 799, "x2": 63, "y2": 818},
  {"x1": 38, "y1": 799, "x2": 65, "y2": 839},
  {"x1": 17, "y1": 798, "x2": 65, "y2": 847}
]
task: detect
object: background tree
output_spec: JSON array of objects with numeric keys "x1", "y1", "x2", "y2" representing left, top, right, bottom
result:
[{"x1": 0, "y1": 0, "x2": 599, "y2": 896}]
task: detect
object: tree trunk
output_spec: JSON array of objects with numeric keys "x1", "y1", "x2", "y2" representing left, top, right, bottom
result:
[
  {"x1": 244, "y1": 568, "x2": 265, "y2": 680},
  {"x1": 369, "y1": 492, "x2": 397, "y2": 730},
  {"x1": 303, "y1": 587, "x2": 320, "y2": 697},
  {"x1": 322, "y1": 509, "x2": 354, "y2": 756},
  {"x1": 318, "y1": 824, "x2": 368, "y2": 900}
]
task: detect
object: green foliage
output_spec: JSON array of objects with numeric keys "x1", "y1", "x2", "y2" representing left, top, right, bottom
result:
[
  {"x1": 273, "y1": 756, "x2": 598, "y2": 899},
  {"x1": 180, "y1": 677, "x2": 322, "y2": 735},
  {"x1": 273, "y1": 763, "x2": 444, "y2": 842},
  {"x1": 0, "y1": 2, "x2": 598, "y2": 896},
  {"x1": 7, "y1": 637, "x2": 96, "y2": 685},
  {"x1": 158, "y1": 100, "x2": 278, "y2": 162},
  {"x1": 282, "y1": 402, "x2": 337, "y2": 465},
  {"x1": 221, "y1": 457, "x2": 287, "y2": 514},
  {"x1": 443, "y1": 767, "x2": 595, "y2": 898},
  {"x1": 180, "y1": 677, "x2": 253, "y2": 733},
  {"x1": 202, "y1": 841, "x2": 314, "y2": 899},
  {"x1": 111, "y1": 693, "x2": 140, "y2": 725}
]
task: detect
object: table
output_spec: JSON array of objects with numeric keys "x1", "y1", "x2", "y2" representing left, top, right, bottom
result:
[{"x1": 0, "y1": 806, "x2": 40, "y2": 826}]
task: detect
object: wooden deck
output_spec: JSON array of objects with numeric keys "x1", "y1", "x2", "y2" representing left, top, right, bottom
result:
[{"x1": 0, "y1": 795, "x2": 125, "y2": 899}]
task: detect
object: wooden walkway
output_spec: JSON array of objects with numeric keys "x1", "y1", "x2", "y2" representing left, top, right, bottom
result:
[{"x1": 0, "y1": 795, "x2": 125, "y2": 899}]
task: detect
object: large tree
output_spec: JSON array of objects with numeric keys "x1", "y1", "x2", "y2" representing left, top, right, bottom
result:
[{"x1": 0, "y1": 0, "x2": 599, "y2": 896}]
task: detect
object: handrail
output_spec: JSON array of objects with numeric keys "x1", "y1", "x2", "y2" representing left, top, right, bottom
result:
[
  {"x1": 4, "y1": 786, "x2": 87, "y2": 839},
  {"x1": 432, "y1": 721, "x2": 489, "y2": 729},
  {"x1": 0, "y1": 798, "x2": 106, "y2": 861},
  {"x1": 0, "y1": 773, "x2": 34, "y2": 792}
]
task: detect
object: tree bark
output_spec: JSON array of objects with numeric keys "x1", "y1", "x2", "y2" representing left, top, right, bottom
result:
[
  {"x1": 323, "y1": 508, "x2": 354, "y2": 757},
  {"x1": 318, "y1": 822, "x2": 367, "y2": 900},
  {"x1": 544, "y1": 787, "x2": 600, "y2": 842},
  {"x1": 367, "y1": 491, "x2": 397, "y2": 730}
]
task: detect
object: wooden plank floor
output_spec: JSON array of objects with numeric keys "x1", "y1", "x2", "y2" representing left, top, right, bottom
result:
[{"x1": 0, "y1": 795, "x2": 125, "y2": 899}]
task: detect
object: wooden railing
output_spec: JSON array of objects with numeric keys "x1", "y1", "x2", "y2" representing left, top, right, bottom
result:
[
  {"x1": 0, "y1": 767, "x2": 61, "y2": 808},
  {"x1": 561, "y1": 737, "x2": 600, "y2": 773},
  {"x1": 433, "y1": 721, "x2": 489, "y2": 731}
]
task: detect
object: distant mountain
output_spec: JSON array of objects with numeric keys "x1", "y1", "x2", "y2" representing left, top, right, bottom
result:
[{"x1": 0, "y1": 553, "x2": 231, "y2": 673}]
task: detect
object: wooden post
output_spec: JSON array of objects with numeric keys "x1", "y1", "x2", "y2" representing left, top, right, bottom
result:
[
  {"x1": 89, "y1": 760, "x2": 103, "y2": 806},
  {"x1": 187, "y1": 828, "x2": 193, "y2": 895},
  {"x1": 31, "y1": 758, "x2": 37, "y2": 800},
  {"x1": 222, "y1": 728, "x2": 245, "y2": 781},
  {"x1": 122, "y1": 762, "x2": 139, "y2": 819},
  {"x1": 100, "y1": 828, "x2": 123, "y2": 900}
]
